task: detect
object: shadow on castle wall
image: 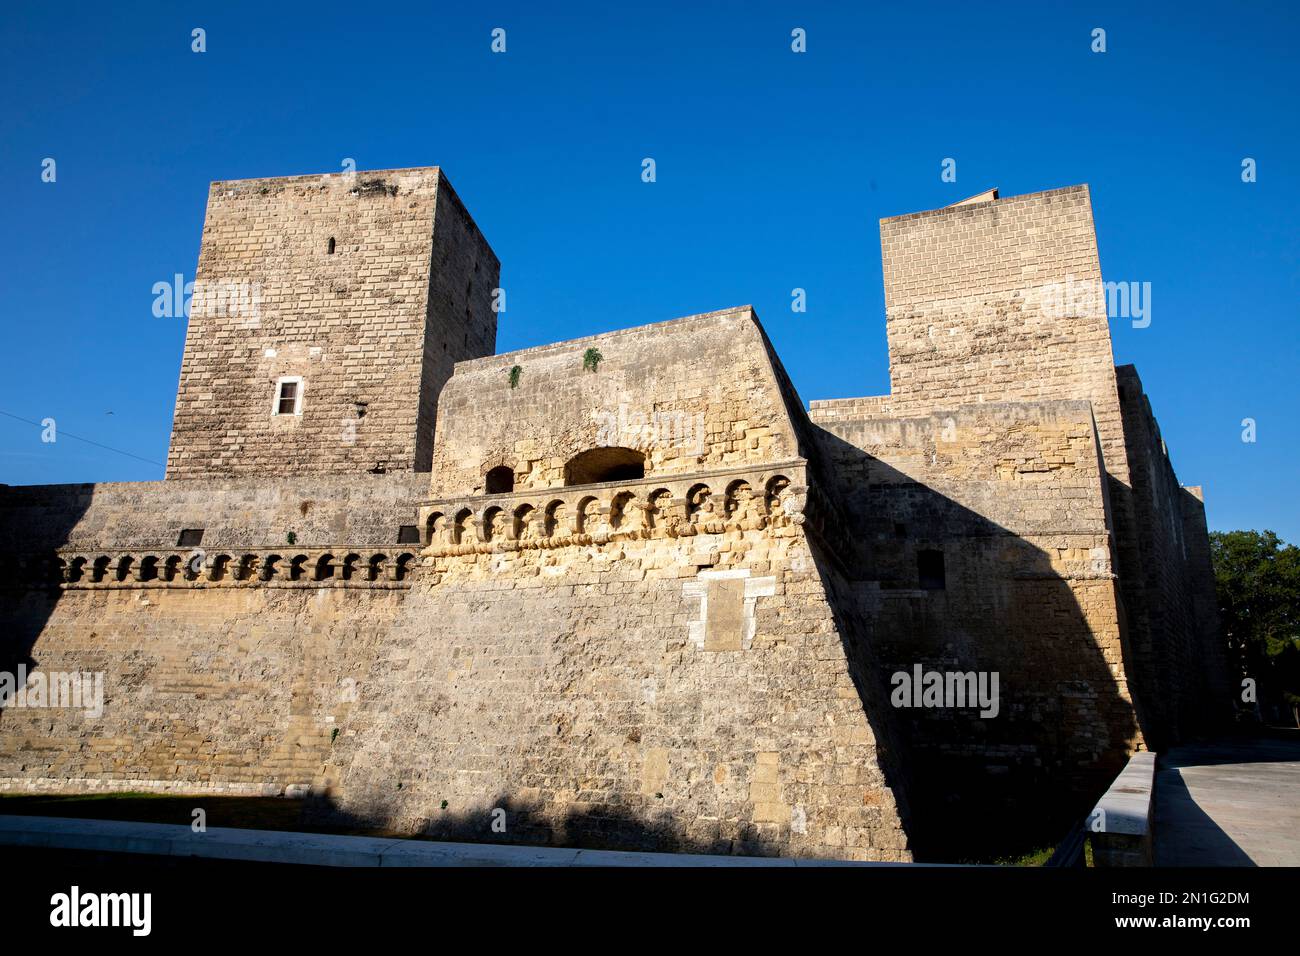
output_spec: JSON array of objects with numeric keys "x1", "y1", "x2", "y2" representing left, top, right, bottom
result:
[
  {"x1": 304, "y1": 790, "x2": 805, "y2": 858},
  {"x1": 809, "y1": 427, "x2": 1140, "y2": 862},
  {"x1": 0, "y1": 485, "x2": 91, "y2": 727}
]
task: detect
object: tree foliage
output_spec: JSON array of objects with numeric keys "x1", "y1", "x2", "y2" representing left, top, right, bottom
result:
[{"x1": 1209, "y1": 529, "x2": 1300, "y2": 724}]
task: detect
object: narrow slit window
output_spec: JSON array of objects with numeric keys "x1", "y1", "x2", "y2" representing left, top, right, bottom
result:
[{"x1": 327, "y1": 237, "x2": 336, "y2": 254}]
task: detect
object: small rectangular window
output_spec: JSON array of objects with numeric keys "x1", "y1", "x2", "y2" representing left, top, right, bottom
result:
[
  {"x1": 918, "y1": 550, "x2": 946, "y2": 590},
  {"x1": 273, "y1": 376, "x2": 303, "y2": 416},
  {"x1": 178, "y1": 528, "x2": 204, "y2": 547},
  {"x1": 397, "y1": 525, "x2": 420, "y2": 544},
  {"x1": 277, "y1": 381, "x2": 298, "y2": 414}
]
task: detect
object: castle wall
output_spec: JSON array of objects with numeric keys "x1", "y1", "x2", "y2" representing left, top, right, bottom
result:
[
  {"x1": 818, "y1": 184, "x2": 1229, "y2": 755},
  {"x1": 0, "y1": 308, "x2": 914, "y2": 860},
  {"x1": 1114, "y1": 366, "x2": 1235, "y2": 744},
  {"x1": 811, "y1": 399, "x2": 1140, "y2": 855},
  {"x1": 428, "y1": 307, "x2": 801, "y2": 497},
  {"x1": 0, "y1": 481, "x2": 913, "y2": 861},
  {"x1": 415, "y1": 175, "x2": 501, "y2": 471},
  {"x1": 314, "y1": 506, "x2": 910, "y2": 860},
  {"x1": 0, "y1": 587, "x2": 403, "y2": 796},
  {"x1": 166, "y1": 168, "x2": 498, "y2": 478},
  {"x1": 873, "y1": 185, "x2": 1129, "y2": 483},
  {"x1": 0, "y1": 475, "x2": 428, "y2": 554},
  {"x1": 1181, "y1": 487, "x2": 1235, "y2": 720}
]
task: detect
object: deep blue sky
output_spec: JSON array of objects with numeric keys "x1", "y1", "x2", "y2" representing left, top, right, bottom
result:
[{"x1": 1, "y1": 2, "x2": 1296, "y2": 541}]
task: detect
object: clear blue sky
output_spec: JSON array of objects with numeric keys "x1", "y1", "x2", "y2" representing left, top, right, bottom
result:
[{"x1": 1, "y1": 1, "x2": 1296, "y2": 541}]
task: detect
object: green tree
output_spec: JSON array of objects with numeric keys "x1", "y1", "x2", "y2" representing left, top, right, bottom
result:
[{"x1": 1209, "y1": 530, "x2": 1300, "y2": 726}]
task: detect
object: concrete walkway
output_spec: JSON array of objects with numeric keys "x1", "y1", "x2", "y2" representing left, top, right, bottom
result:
[{"x1": 1154, "y1": 735, "x2": 1300, "y2": 866}]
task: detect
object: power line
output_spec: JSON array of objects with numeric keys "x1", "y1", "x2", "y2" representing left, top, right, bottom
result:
[{"x1": 0, "y1": 410, "x2": 164, "y2": 468}]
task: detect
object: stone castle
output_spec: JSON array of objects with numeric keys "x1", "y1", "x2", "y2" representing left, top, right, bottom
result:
[{"x1": 0, "y1": 168, "x2": 1233, "y2": 861}]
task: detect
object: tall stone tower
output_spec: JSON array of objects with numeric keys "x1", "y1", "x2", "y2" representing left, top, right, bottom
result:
[
  {"x1": 165, "y1": 166, "x2": 499, "y2": 478},
  {"x1": 879, "y1": 184, "x2": 1129, "y2": 485}
]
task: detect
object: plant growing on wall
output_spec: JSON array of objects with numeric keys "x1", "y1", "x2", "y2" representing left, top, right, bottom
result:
[
  {"x1": 508, "y1": 365, "x2": 522, "y2": 389},
  {"x1": 582, "y1": 347, "x2": 603, "y2": 372},
  {"x1": 286, "y1": 531, "x2": 297, "y2": 545}
]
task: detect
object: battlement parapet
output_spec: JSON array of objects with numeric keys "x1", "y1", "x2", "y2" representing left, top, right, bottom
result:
[{"x1": 418, "y1": 461, "x2": 807, "y2": 557}]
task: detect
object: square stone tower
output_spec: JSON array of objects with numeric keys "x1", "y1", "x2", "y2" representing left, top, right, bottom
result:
[
  {"x1": 165, "y1": 166, "x2": 499, "y2": 478},
  {"x1": 879, "y1": 184, "x2": 1129, "y2": 484}
]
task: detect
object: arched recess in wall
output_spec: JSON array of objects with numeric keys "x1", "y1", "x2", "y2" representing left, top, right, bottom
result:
[
  {"x1": 484, "y1": 465, "x2": 515, "y2": 494},
  {"x1": 563, "y1": 447, "x2": 645, "y2": 486}
]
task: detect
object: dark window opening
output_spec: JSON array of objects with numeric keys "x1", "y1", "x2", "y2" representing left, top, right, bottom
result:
[
  {"x1": 178, "y1": 528, "x2": 204, "y2": 547},
  {"x1": 397, "y1": 525, "x2": 420, "y2": 545},
  {"x1": 564, "y1": 447, "x2": 646, "y2": 486},
  {"x1": 276, "y1": 380, "x2": 299, "y2": 415},
  {"x1": 485, "y1": 465, "x2": 515, "y2": 494},
  {"x1": 894, "y1": 522, "x2": 908, "y2": 540},
  {"x1": 327, "y1": 237, "x2": 336, "y2": 254},
  {"x1": 918, "y1": 549, "x2": 946, "y2": 590}
]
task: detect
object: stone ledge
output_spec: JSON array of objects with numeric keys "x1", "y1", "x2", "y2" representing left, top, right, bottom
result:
[
  {"x1": 1087, "y1": 751, "x2": 1155, "y2": 867},
  {"x1": 0, "y1": 815, "x2": 906, "y2": 868}
]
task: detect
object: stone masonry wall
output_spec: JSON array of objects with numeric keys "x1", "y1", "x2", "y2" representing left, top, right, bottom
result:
[
  {"x1": 811, "y1": 399, "x2": 1141, "y2": 856},
  {"x1": 1115, "y1": 365, "x2": 1235, "y2": 744},
  {"x1": 0, "y1": 482, "x2": 913, "y2": 861},
  {"x1": 166, "y1": 167, "x2": 498, "y2": 478},
  {"x1": 429, "y1": 307, "x2": 801, "y2": 497},
  {"x1": 314, "y1": 490, "x2": 911, "y2": 861},
  {"x1": 1, "y1": 307, "x2": 914, "y2": 860},
  {"x1": 815, "y1": 183, "x2": 1227, "y2": 757},
  {"x1": 0, "y1": 475, "x2": 429, "y2": 553},
  {"x1": 870, "y1": 185, "x2": 1130, "y2": 484},
  {"x1": 0, "y1": 587, "x2": 404, "y2": 797}
]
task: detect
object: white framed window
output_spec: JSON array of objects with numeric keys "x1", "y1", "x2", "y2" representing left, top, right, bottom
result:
[{"x1": 273, "y1": 376, "x2": 304, "y2": 416}]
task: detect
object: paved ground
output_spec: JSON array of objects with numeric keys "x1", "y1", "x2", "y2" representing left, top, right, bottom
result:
[{"x1": 1154, "y1": 735, "x2": 1300, "y2": 866}]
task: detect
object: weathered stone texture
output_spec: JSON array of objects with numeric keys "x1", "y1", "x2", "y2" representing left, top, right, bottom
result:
[
  {"x1": 0, "y1": 474, "x2": 428, "y2": 553},
  {"x1": 0, "y1": 587, "x2": 400, "y2": 795},
  {"x1": 166, "y1": 167, "x2": 498, "y2": 478},
  {"x1": 1113, "y1": 365, "x2": 1235, "y2": 743},
  {"x1": 316, "y1": 518, "x2": 910, "y2": 860},
  {"x1": 872, "y1": 185, "x2": 1128, "y2": 482},
  {"x1": 429, "y1": 307, "x2": 799, "y2": 497},
  {"x1": 812, "y1": 399, "x2": 1138, "y2": 854}
]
